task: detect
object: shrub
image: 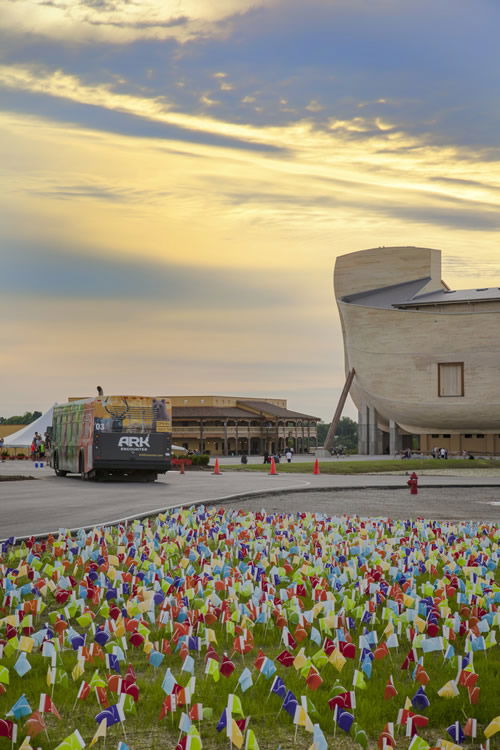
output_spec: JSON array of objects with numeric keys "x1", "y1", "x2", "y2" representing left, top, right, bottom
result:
[{"x1": 191, "y1": 454, "x2": 210, "y2": 466}]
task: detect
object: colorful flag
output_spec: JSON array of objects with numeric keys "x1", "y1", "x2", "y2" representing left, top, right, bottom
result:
[
  {"x1": 54, "y1": 730, "x2": 86, "y2": 750},
  {"x1": 95, "y1": 703, "x2": 125, "y2": 727},
  {"x1": 0, "y1": 719, "x2": 17, "y2": 742},
  {"x1": 484, "y1": 716, "x2": 500, "y2": 739},
  {"x1": 7, "y1": 694, "x2": 32, "y2": 720},
  {"x1": 228, "y1": 718, "x2": 244, "y2": 749},
  {"x1": 89, "y1": 718, "x2": 107, "y2": 747},
  {"x1": 238, "y1": 668, "x2": 253, "y2": 693},
  {"x1": 245, "y1": 728, "x2": 259, "y2": 750},
  {"x1": 24, "y1": 710, "x2": 47, "y2": 738}
]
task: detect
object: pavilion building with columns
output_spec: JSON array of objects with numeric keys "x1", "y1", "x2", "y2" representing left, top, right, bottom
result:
[
  {"x1": 334, "y1": 246, "x2": 500, "y2": 456},
  {"x1": 170, "y1": 396, "x2": 320, "y2": 456}
]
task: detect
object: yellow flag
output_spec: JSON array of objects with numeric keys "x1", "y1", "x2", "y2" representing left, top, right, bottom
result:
[
  {"x1": 293, "y1": 649, "x2": 307, "y2": 670},
  {"x1": 89, "y1": 718, "x2": 107, "y2": 747},
  {"x1": 437, "y1": 680, "x2": 459, "y2": 698},
  {"x1": 328, "y1": 648, "x2": 346, "y2": 672},
  {"x1": 19, "y1": 636, "x2": 35, "y2": 653},
  {"x1": 229, "y1": 719, "x2": 244, "y2": 749},
  {"x1": 484, "y1": 716, "x2": 500, "y2": 739},
  {"x1": 72, "y1": 660, "x2": 85, "y2": 682}
]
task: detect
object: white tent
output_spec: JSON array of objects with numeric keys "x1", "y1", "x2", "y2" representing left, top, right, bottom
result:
[{"x1": 3, "y1": 406, "x2": 55, "y2": 447}]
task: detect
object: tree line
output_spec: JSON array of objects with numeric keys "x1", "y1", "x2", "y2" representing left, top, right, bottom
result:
[{"x1": 0, "y1": 411, "x2": 42, "y2": 425}]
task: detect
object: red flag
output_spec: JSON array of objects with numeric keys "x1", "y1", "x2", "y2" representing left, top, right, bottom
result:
[
  {"x1": 339, "y1": 641, "x2": 356, "y2": 659},
  {"x1": 306, "y1": 668, "x2": 323, "y2": 691},
  {"x1": 107, "y1": 675, "x2": 122, "y2": 694},
  {"x1": 95, "y1": 685, "x2": 109, "y2": 707},
  {"x1": 378, "y1": 731, "x2": 396, "y2": 749},
  {"x1": 459, "y1": 670, "x2": 478, "y2": 688},
  {"x1": 468, "y1": 685, "x2": 480, "y2": 705},
  {"x1": 253, "y1": 650, "x2": 266, "y2": 671},
  {"x1": 323, "y1": 638, "x2": 335, "y2": 656},
  {"x1": 0, "y1": 719, "x2": 17, "y2": 741},
  {"x1": 189, "y1": 703, "x2": 203, "y2": 721},
  {"x1": 276, "y1": 650, "x2": 294, "y2": 667},
  {"x1": 121, "y1": 682, "x2": 139, "y2": 702},
  {"x1": 384, "y1": 676, "x2": 398, "y2": 700},
  {"x1": 77, "y1": 681, "x2": 91, "y2": 701},
  {"x1": 374, "y1": 642, "x2": 389, "y2": 660},
  {"x1": 220, "y1": 655, "x2": 235, "y2": 678},
  {"x1": 159, "y1": 694, "x2": 177, "y2": 720},
  {"x1": 235, "y1": 717, "x2": 250, "y2": 732},
  {"x1": 415, "y1": 666, "x2": 430, "y2": 685},
  {"x1": 205, "y1": 645, "x2": 220, "y2": 664},
  {"x1": 38, "y1": 693, "x2": 62, "y2": 719}
]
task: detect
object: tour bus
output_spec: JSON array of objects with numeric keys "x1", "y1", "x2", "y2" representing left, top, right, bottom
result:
[{"x1": 50, "y1": 395, "x2": 172, "y2": 481}]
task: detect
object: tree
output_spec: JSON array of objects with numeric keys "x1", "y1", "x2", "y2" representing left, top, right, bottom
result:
[{"x1": 317, "y1": 417, "x2": 358, "y2": 453}]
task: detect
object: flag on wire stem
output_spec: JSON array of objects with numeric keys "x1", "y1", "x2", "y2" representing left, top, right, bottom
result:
[
  {"x1": 89, "y1": 718, "x2": 107, "y2": 747},
  {"x1": 238, "y1": 668, "x2": 253, "y2": 693},
  {"x1": 53, "y1": 729, "x2": 86, "y2": 750},
  {"x1": 24, "y1": 710, "x2": 47, "y2": 738},
  {"x1": 228, "y1": 718, "x2": 244, "y2": 749},
  {"x1": 0, "y1": 719, "x2": 17, "y2": 742},
  {"x1": 245, "y1": 728, "x2": 259, "y2": 750},
  {"x1": 484, "y1": 716, "x2": 500, "y2": 739},
  {"x1": 38, "y1": 693, "x2": 62, "y2": 719},
  {"x1": 7, "y1": 694, "x2": 32, "y2": 720}
]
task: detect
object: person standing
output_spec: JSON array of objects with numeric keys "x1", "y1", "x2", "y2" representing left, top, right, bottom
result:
[{"x1": 285, "y1": 449, "x2": 292, "y2": 463}]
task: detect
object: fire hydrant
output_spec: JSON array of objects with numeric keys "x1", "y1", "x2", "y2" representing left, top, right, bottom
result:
[{"x1": 407, "y1": 471, "x2": 418, "y2": 495}]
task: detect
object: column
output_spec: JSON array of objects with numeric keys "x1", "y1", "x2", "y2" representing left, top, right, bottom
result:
[
  {"x1": 368, "y1": 406, "x2": 382, "y2": 455},
  {"x1": 389, "y1": 420, "x2": 401, "y2": 456},
  {"x1": 223, "y1": 420, "x2": 228, "y2": 456},
  {"x1": 358, "y1": 404, "x2": 369, "y2": 455},
  {"x1": 199, "y1": 420, "x2": 204, "y2": 454}
]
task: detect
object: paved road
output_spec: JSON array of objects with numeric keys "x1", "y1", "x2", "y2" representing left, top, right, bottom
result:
[
  {"x1": 1, "y1": 460, "x2": 500, "y2": 538},
  {"x1": 223, "y1": 487, "x2": 500, "y2": 521}
]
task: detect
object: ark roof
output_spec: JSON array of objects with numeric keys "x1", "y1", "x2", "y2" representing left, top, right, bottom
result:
[{"x1": 342, "y1": 279, "x2": 500, "y2": 309}]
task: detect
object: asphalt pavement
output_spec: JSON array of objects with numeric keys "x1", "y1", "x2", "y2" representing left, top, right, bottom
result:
[{"x1": 1, "y1": 459, "x2": 500, "y2": 539}]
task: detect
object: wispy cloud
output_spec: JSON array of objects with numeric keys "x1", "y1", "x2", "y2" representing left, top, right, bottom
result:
[{"x1": 0, "y1": 0, "x2": 273, "y2": 43}]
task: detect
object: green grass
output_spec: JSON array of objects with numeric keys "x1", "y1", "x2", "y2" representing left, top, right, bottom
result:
[
  {"x1": 223, "y1": 458, "x2": 500, "y2": 474},
  {"x1": 1, "y1": 510, "x2": 499, "y2": 749}
]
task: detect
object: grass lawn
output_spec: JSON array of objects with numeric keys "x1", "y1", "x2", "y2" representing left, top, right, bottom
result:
[
  {"x1": 0, "y1": 507, "x2": 499, "y2": 749},
  {"x1": 222, "y1": 458, "x2": 500, "y2": 474}
]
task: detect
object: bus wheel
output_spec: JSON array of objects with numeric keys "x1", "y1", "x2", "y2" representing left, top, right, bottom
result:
[{"x1": 53, "y1": 454, "x2": 68, "y2": 477}]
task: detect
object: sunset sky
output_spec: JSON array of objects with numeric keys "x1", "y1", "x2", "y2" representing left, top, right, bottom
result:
[{"x1": 1, "y1": 0, "x2": 500, "y2": 421}]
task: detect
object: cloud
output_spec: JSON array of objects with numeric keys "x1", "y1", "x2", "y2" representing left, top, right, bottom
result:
[
  {"x1": 0, "y1": 241, "x2": 302, "y2": 308},
  {"x1": 0, "y1": 65, "x2": 288, "y2": 153},
  {"x1": 0, "y1": 0, "x2": 273, "y2": 44}
]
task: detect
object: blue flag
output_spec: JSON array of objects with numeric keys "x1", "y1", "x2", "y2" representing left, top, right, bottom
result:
[
  {"x1": 270, "y1": 675, "x2": 287, "y2": 699},
  {"x1": 282, "y1": 690, "x2": 298, "y2": 718}
]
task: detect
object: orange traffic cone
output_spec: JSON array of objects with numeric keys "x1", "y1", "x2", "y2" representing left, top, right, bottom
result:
[
  {"x1": 213, "y1": 458, "x2": 222, "y2": 475},
  {"x1": 313, "y1": 458, "x2": 320, "y2": 475},
  {"x1": 269, "y1": 457, "x2": 277, "y2": 475}
]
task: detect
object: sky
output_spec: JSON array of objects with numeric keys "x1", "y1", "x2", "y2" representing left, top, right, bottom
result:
[{"x1": 1, "y1": 0, "x2": 500, "y2": 422}]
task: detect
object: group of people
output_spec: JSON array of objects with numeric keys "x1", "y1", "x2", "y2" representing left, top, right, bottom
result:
[
  {"x1": 431, "y1": 446, "x2": 449, "y2": 459},
  {"x1": 30, "y1": 431, "x2": 49, "y2": 461},
  {"x1": 263, "y1": 448, "x2": 294, "y2": 464}
]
